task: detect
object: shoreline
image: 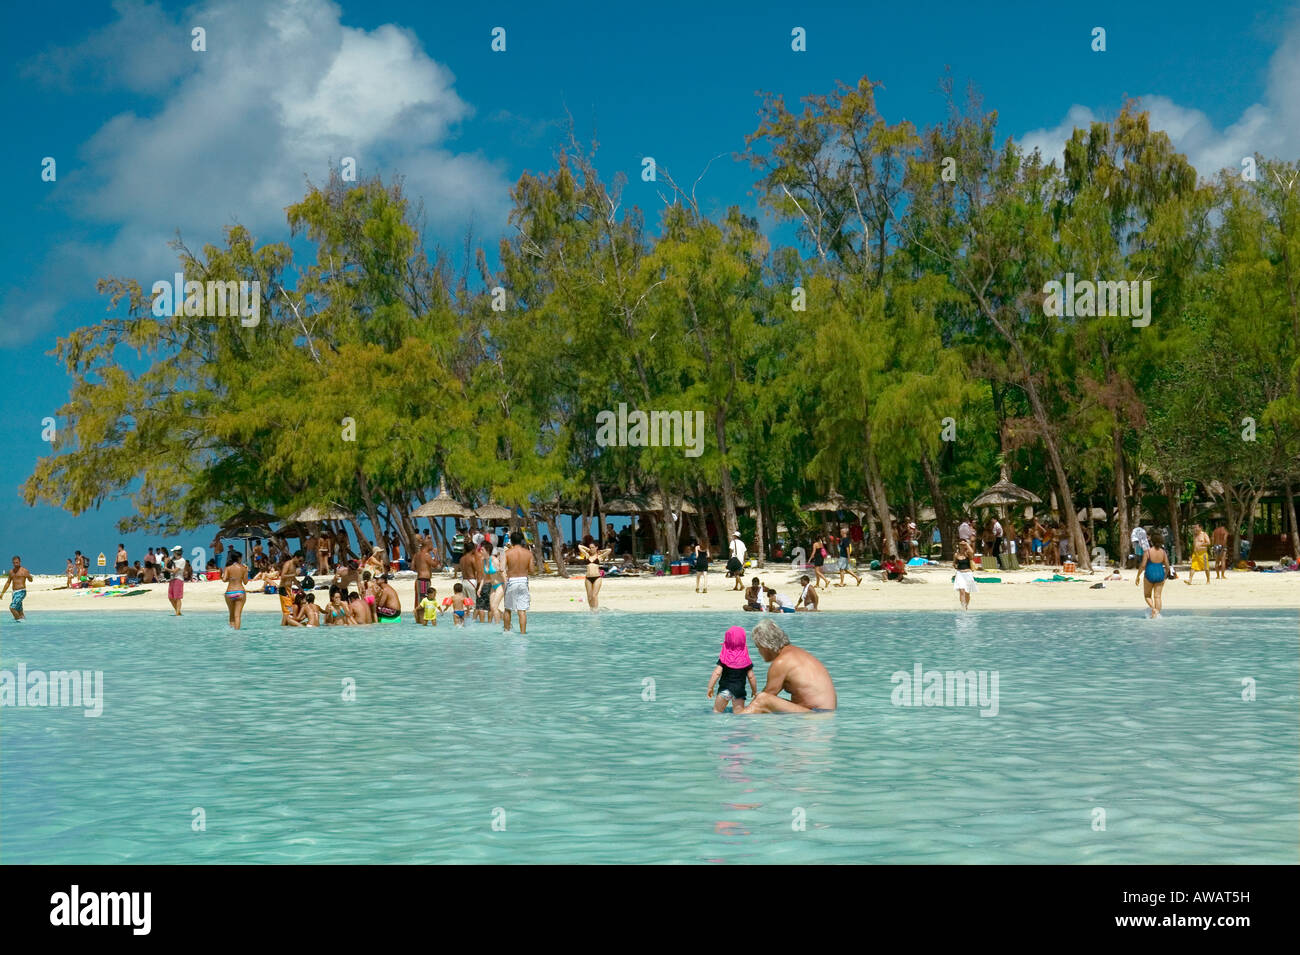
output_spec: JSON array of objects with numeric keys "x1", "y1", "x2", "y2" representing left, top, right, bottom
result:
[{"x1": 9, "y1": 565, "x2": 1298, "y2": 617}]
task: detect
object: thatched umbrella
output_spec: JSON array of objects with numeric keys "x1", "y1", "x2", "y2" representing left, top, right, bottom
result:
[
  {"x1": 287, "y1": 503, "x2": 354, "y2": 523},
  {"x1": 642, "y1": 490, "x2": 697, "y2": 515},
  {"x1": 970, "y1": 479, "x2": 1042, "y2": 509},
  {"x1": 411, "y1": 483, "x2": 470, "y2": 519},
  {"x1": 474, "y1": 502, "x2": 515, "y2": 523},
  {"x1": 802, "y1": 488, "x2": 849, "y2": 513},
  {"x1": 970, "y1": 472, "x2": 1041, "y2": 569},
  {"x1": 412, "y1": 483, "x2": 471, "y2": 559}
]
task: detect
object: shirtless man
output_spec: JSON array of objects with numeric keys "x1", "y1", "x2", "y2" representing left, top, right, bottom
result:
[
  {"x1": 333, "y1": 559, "x2": 359, "y2": 597},
  {"x1": 1187, "y1": 524, "x2": 1212, "y2": 585},
  {"x1": 280, "y1": 552, "x2": 302, "y2": 586},
  {"x1": 413, "y1": 540, "x2": 436, "y2": 624},
  {"x1": 795, "y1": 574, "x2": 820, "y2": 611},
  {"x1": 2, "y1": 555, "x2": 35, "y2": 621},
  {"x1": 502, "y1": 531, "x2": 535, "y2": 634},
  {"x1": 738, "y1": 619, "x2": 837, "y2": 713},
  {"x1": 1212, "y1": 522, "x2": 1228, "y2": 579},
  {"x1": 458, "y1": 543, "x2": 484, "y2": 619},
  {"x1": 374, "y1": 575, "x2": 402, "y2": 624}
]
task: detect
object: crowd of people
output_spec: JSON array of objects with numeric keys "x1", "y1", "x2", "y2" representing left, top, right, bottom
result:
[{"x1": 27, "y1": 509, "x2": 1280, "y2": 630}]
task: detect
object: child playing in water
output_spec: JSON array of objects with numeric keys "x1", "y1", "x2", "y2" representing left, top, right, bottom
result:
[
  {"x1": 443, "y1": 583, "x2": 473, "y2": 627},
  {"x1": 707, "y1": 626, "x2": 758, "y2": 712},
  {"x1": 418, "y1": 587, "x2": 440, "y2": 627}
]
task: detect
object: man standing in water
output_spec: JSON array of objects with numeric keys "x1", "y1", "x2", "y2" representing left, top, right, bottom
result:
[
  {"x1": 413, "y1": 539, "x2": 436, "y2": 624},
  {"x1": 738, "y1": 619, "x2": 837, "y2": 713},
  {"x1": 503, "y1": 532, "x2": 534, "y2": 634},
  {"x1": 1, "y1": 555, "x2": 34, "y2": 621},
  {"x1": 458, "y1": 542, "x2": 484, "y2": 620},
  {"x1": 166, "y1": 546, "x2": 187, "y2": 615}
]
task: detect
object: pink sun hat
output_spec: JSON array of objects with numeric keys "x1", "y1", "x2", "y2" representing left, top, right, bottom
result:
[{"x1": 719, "y1": 626, "x2": 752, "y2": 669}]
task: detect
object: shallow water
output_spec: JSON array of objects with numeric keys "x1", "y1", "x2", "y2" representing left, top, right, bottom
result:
[{"x1": 1, "y1": 609, "x2": 1296, "y2": 863}]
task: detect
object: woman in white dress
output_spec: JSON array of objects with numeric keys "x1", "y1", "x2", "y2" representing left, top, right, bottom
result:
[{"x1": 953, "y1": 538, "x2": 978, "y2": 611}]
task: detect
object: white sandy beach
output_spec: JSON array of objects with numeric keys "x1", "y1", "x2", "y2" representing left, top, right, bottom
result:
[{"x1": 10, "y1": 563, "x2": 1299, "y2": 617}]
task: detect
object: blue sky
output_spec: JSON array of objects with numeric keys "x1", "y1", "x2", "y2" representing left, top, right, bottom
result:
[{"x1": 3, "y1": 0, "x2": 1298, "y2": 571}]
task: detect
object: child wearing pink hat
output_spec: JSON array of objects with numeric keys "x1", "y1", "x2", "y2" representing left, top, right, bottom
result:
[{"x1": 707, "y1": 626, "x2": 759, "y2": 712}]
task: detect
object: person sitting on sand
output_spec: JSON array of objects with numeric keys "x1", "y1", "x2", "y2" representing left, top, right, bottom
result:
[
  {"x1": 707, "y1": 625, "x2": 759, "y2": 713},
  {"x1": 737, "y1": 619, "x2": 837, "y2": 713},
  {"x1": 882, "y1": 553, "x2": 907, "y2": 581},
  {"x1": 795, "y1": 574, "x2": 820, "y2": 611},
  {"x1": 742, "y1": 577, "x2": 764, "y2": 611},
  {"x1": 764, "y1": 587, "x2": 796, "y2": 613}
]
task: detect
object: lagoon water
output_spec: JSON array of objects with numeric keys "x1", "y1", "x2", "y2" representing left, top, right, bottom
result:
[{"x1": 2, "y1": 609, "x2": 1296, "y2": 863}]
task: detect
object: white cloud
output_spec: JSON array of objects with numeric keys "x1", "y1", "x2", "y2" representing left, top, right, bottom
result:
[
  {"x1": 6, "y1": 0, "x2": 511, "y2": 346},
  {"x1": 1021, "y1": 13, "x2": 1300, "y2": 179}
]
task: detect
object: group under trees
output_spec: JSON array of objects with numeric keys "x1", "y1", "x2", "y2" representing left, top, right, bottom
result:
[{"x1": 23, "y1": 77, "x2": 1300, "y2": 567}]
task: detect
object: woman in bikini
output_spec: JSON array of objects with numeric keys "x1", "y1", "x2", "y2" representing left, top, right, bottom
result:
[
  {"x1": 577, "y1": 535, "x2": 611, "y2": 610},
  {"x1": 222, "y1": 550, "x2": 248, "y2": 630},
  {"x1": 484, "y1": 541, "x2": 506, "y2": 622}
]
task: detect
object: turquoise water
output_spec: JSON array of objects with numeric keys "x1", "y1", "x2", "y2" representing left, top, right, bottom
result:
[{"x1": 1, "y1": 609, "x2": 1296, "y2": 863}]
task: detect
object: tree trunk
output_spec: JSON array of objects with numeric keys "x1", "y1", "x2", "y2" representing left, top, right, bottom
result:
[
  {"x1": 975, "y1": 295, "x2": 1091, "y2": 570},
  {"x1": 377, "y1": 487, "x2": 414, "y2": 561},
  {"x1": 1222, "y1": 489, "x2": 1240, "y2": 568},
  {"x1": 862, "y1": 429, "x2": 896, "y2": 556},
  {"x1": 1285, "y1": 481, "x2": 1300, "y2": 559},
  {"x1": 527, "y1": 512, "x2": 545, "y2": 574},
  {"x1": 356, "y1": 469, "x2": 384, "y2": 558},
  {"x1": 715, "y1": 409, "x2": 740, "y2": 541},
  {"x1": 346, "y1": 513, "x2": 371, "y2": 554},
  {"x1": 541, "y1": 509, "x2": 570, "y2": 577},
  {"x1": 1114, "y1": 429, "x2": 1131, "y2": 568},
  {"x1": 1165, "y1": 482, "x2": 1182, "y2": 563},
  {"x1": 594, "y1": 481, "x2": 607, "y2": 553},
  {"x1": 753, "y1": 476, "x2": 766, "y2": 568},
  {"x1": 919, "y1": 447, "x2": 953, "y2": 560}
]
